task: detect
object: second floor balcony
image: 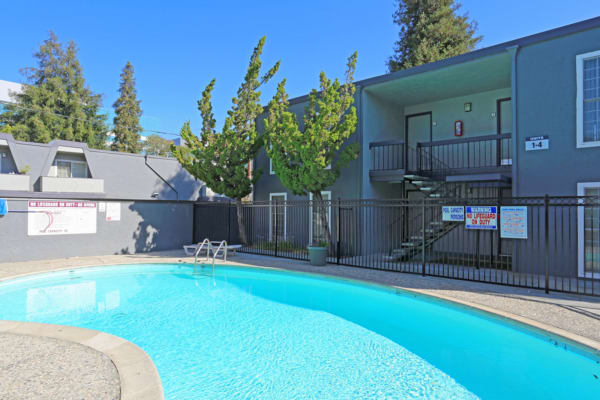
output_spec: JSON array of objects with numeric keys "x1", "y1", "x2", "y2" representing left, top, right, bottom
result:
[{"x1": 369, "y1": 133, "x2": 512, "y2": 182}]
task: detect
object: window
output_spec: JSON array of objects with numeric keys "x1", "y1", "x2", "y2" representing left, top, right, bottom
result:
[
  {"x1": 269, "y1": 193, "x2": 286, "y2": 241},
  {"x1": 577, "y1": 182, "x2": 600, "y2": 278},
  {"x1": 576, "y1": 50, "x2": 600, "y2": 148},
  {"x1": 52, "y1": 159, "x2": 88, "y2": 178},
  {"x1": 309, "y1": 191, "x2": 331, "y2": 244}
]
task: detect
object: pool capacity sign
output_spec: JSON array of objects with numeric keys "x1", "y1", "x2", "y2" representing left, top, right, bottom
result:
[{"x1": 465, "y1": 206, "x2": 498, "y2": 230}]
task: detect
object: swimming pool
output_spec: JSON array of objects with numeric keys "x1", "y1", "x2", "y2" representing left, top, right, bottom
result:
[{"x1": 0, "y1": 264, "x2": 597, "y2": 399}]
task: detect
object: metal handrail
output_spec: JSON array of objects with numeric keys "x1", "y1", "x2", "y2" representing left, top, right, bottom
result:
[
  {"x1": 210, "y1": 240, "x2": 228, "y2": 270},
  {"x1": 194, "y1": 238, "x2": 211, "y2": 266}
]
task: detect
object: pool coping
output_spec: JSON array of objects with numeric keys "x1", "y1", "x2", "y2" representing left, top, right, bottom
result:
[{"x1": 0, "y1": 320, "x2": 164, "y2": 400}]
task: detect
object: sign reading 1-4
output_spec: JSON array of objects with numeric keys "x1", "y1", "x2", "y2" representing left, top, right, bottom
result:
[
  {"x1": 525, "y1": 135, "x2": 549, "y2": 151},
  {"x1": 466, "y1": 206, "x2": 498, "y2": 230}
]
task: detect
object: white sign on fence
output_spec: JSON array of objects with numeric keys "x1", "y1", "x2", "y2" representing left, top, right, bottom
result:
[
  {"x1": 106, "y1": 202, "x2": 121, "y2": 222},
  {"x1": 28, "y1": 200, "x2": 97, "y2": 236},
  {"x1": 500, "y1": 206, "x2": 528, "y2": 239},
  {"x1": 465, "y1": 206, "x2": 498, "y2": 230},
  {"x1": 442, "y1": 206, "x2": 464, "y2": 222}
]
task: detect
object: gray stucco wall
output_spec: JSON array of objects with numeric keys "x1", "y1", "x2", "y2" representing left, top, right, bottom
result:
[
  {"x1": 0, "y1": 146, "x2": 17, "y2": 174},
  {"x1": 361, "y1": 90, "x2": 405, "y2": 200},
  {"x1": 0, "y1": 198, "x2": 193, "y2": 263},
  {"x1": 404, "y1": 87, "x2": 511, "y2": 141},
  {"x1": 515, "y1": 26, "x2": 600, "y2": 196}
]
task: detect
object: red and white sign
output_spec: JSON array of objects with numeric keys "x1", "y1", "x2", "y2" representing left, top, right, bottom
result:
[
  {"x1": 28, "y1": 200, "x2": 97, "y2": 236},
  {"x1": 465, "y1": 206, "x2": 498, "y2": 230}
]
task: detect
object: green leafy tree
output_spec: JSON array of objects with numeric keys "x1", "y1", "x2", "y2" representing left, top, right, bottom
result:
[
  {"x1": 172, "y1": 37, "x2": 280, "y2": 244},
  {"x1": 111, "y1": 61, "x2": 142, "y2": 153},
  {"x1": 144, "y1": 134, "x2": 172, "y2": 156},
  {"x1": 387, "y1": 0, "x2": 482, "y2": 72},
  {"x1": 265, "y1": 52, "x2": 359, "y2": 244},
  {"x1": 0, "y1": 31, "x2": 107, "y2": 147}
]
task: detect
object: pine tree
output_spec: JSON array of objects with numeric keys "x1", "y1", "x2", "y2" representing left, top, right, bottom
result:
[
  {"x1": 111, "y1": 62, "x2": 142, "y2": 153},
  {"x1": 0, "y1": 32, "x2": 107, "y2": 147},
  {"x1": 265, "y1": 52, "x2": 359, "y2": 244},
  {"x1": 172, "y1": 37, "x2": 280, "y2": 244},
  {"x1": 387, "y1": 0, "x2": 482, "y2": 72}
]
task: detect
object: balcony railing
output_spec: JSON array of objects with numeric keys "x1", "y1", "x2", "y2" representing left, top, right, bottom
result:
[
  {"x1": 369, "y1": 140, "x2": 407, "y2": 171},
  {"x1": 370, "y1": 133, "x2": 512, "y2": 177}
]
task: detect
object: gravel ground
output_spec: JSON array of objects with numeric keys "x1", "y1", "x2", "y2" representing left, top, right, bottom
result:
[{"x1": 0, "y1": 332, "x2": 120, "y2": 400}]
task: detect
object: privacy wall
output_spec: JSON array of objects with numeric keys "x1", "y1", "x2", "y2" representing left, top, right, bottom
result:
[{"x1": 0, "y1": 197, "x2": 194, "y2": 262}]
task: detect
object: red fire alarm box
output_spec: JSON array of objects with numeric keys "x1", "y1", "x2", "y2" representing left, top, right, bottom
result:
[{"x1": 454, "y1": 120, "x2": 463, "y2": 136}]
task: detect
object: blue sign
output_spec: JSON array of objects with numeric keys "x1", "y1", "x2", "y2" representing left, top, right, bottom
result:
[
  {"x1": 0, "y1": 199, "x2": 7, "y2": 216},
  {"x1": 465, "y1": 206, "x2": 498, "y2": 230}
]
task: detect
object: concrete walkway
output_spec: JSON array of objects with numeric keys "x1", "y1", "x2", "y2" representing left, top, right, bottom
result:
[
  {"x1": 1, "y1": 250, "x2": 600, "y2": 399},
  {"x1": 0, "y1": 332, "x2": 119, "y2": 400}
]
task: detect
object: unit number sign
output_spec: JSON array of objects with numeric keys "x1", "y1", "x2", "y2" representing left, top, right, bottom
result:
[{"x1": 525, "y1": 136, "x2": 549, "y2": 151}]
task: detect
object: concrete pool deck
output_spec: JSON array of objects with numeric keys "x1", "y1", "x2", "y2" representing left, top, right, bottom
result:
[{"x1": 1, "y1": 250, "x2": 600, "y2": 398}]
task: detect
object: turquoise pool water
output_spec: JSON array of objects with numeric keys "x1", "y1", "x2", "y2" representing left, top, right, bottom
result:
[{"x1": 0, "y1": 264, "x2": 598, "y2": 399}]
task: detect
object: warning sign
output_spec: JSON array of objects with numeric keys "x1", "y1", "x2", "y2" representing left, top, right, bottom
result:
[
  {"x1": 28, "y1": 200, "x2": 97, "y2": 236},
  {"x1": 466, "y1": 206, "x2": 497, "y2": 230}
]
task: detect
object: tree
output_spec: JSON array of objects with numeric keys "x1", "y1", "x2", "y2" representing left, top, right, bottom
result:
[
  {"x1": 172, "y1": 37, "x2": 280, "y2": 244},
  {"x1": 264, "y1": 52, "x2": 359, "y2": 244},
  {"x1": 0, "y1": 31, "x2": 107, "y2": 147},
  {"x1": 144, "y1": 134, "x2": 172, "y2": 156},
  {"x1": 111, "y1": 61, "x2": 142, "y2": 153},
  {"x1": 387, "y1": 0, "x2": 482, "y2": 72}
]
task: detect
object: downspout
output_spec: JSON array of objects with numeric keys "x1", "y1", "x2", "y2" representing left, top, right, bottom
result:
[
  {"x1": 145, "y1": 155, "x2": 179, "y2": 201},
  {"x1": 357, "y1": 85, "x2": 364, "y2": 199},
  {"x1": 507, "y1": 45, "x2": 520, "y2": 197}
]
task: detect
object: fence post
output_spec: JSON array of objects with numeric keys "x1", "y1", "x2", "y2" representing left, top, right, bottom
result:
[
  {"x1": 422, "y1": 198, "x2": 426, "y2": 276},
  {"x1": 227, "y1": 201, "x2": 231, "y2": 244},
  {"x1": 544, "y1": 194, "x2": 550, "y2": 294},
  {"x1": 274, "y1": 199, "x2": 278, "y2": 257},
  {"x1": 337, "y1": 197, "x2": 341, "y2": 265}
]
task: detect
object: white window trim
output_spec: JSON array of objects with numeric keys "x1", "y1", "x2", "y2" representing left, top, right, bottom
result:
[
  {"x1": 309, "y1": 191, "x2": 332, "y2": 244},
  {"x1": 576, "y1": 49, "x2": 600, "y2": 148},
  {"x1": 51, "y1": 159, "x2": 88, "y2": 178},
  {"x1": 269, "y1": 192, "x2": 287, "y2": 241},
  {"x1": 577, "y1": 182, "x2": 600, "y2": 279}
]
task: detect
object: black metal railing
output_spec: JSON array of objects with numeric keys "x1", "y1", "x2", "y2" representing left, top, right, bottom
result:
[
  {"x1": 194, "y1": 195, "x2": 600, "y2": 297},
  {"x1": 418, "y1": 133, "x2": 512, "y2": 176},
  {"x1": 369, "y1": 140, "x2": 406, "y2": 171},
  {"x1": 370, "y1": 133, "x2": 512, "y2": 176}
]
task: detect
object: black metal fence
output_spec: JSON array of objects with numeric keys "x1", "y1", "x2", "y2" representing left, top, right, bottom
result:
[{"x1": 193, "y1": 195, "x2": 600, "y2": 296}]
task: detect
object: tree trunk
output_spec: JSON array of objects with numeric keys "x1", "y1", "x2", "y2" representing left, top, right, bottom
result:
[
  {"x1": 235, "y1": 199, "x2": 248, "y2": 245},
  {"x1": 312, "y1": 191, "x2": 332, "y2": 245}
]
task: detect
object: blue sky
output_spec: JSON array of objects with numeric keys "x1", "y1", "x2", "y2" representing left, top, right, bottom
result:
[{"x1": 1, "y1": 1, "x2": 598, "y2": 139}]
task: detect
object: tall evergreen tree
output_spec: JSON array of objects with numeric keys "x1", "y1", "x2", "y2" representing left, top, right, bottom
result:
[
  {"x1": 0, "y1": 32, "x2": 107, "y2": 147},
  {"x1": 111, "y1": 62, "x2": 142, "y2": 153},
  {"x1": 387, "y1": 0, "x2": 482, "y2": 72},
  {"x1": 265, "y1": 52, "x2": 359, "y2": 243},
  {"x1": 172, "y1": 37, "x2": 279, "y2": 244}
]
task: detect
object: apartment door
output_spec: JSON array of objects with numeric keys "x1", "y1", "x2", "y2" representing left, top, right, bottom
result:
[
  {"x1": 497, "y1": 98, "x2": 512, "y2": 165},
  {"x1": 405, "y1": 112, "x2": 432, "y2": 171}
]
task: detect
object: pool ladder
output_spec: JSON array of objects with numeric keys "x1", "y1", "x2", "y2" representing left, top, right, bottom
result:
[{"x1": 193, "y1": 238, "x2": 228, "y2": 272}]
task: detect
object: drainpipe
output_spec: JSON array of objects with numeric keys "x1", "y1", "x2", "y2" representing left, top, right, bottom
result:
[
  {"x1": 507, "y1": 45, "x2": 520, "y2": 197},
  {"x1": 145, "y1": 155, "x2": 179, "y2": 201}
]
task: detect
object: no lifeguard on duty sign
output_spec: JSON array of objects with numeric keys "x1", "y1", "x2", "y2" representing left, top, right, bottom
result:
[{"x1": 465, "y1": 206, "x2": 498, "y2": 230}]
